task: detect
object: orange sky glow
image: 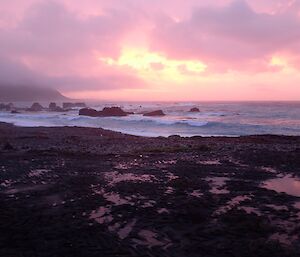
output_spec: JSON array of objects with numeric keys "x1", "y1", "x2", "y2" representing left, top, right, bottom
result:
[{"x1": 1, "y1": 0, "x2": 300, "y2": 101}]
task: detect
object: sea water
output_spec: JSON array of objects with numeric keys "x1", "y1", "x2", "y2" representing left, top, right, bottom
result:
[{"x1": 0, "y1": 101, "x2": 299, "y2": 137}]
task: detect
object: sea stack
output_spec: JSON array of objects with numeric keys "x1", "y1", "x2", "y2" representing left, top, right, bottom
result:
[
  {"x1": 29, "y1": 102, "x2": 43, "y2": 112},
  {"x1": 49, "y1": 102, "x2": 57, "y2": 110}
]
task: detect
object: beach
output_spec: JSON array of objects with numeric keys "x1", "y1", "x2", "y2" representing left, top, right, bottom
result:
[{"x1": 1, "y1": 122, "x2": 300, "y2": 257}]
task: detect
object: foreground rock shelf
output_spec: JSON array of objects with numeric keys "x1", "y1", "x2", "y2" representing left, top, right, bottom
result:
[{"x1": 0, "y1": 122, "x2": 300, "y2": 257}]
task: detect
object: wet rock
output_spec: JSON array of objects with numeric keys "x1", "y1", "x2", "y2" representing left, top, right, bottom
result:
[
  {"x1": 79, "y1": 107, "x2": 128, "y2": 117},
  {"x1": 101, "y1": 107, "x2": 128, "y2": 117},
  {"x1": 79, "y1": 108, "x2": 99, "y2": 117},
  {"x1": 143, "y1": 110, "x2": 165, "y2": 116},
  {"x1": 189, "y1": 107, "x2": 200, "y2": 112}
]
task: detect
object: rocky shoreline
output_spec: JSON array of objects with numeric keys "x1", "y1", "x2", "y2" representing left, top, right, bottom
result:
[{"x1": 0, "y1": 122, "x2": 300, "y2": 257}]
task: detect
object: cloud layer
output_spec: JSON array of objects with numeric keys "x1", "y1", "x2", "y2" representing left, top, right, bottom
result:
[{"x1": 0, "y1": 0, "x2": 299, "y2": 100}]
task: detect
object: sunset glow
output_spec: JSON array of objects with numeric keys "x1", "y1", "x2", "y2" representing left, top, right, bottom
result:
[
  {"x1": 99, "y1": 47, "x2": 207, "y2": 84},
  {"x1": 0, "y1": 0, "x2": 300, "y2": 100}
]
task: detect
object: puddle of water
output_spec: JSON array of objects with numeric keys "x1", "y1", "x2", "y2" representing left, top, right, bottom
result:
[
  {"x1": 141, "y1": 200, "x2": 156, "y2": 208},
  {"x1": 165, "y1": 186, "x2": 175, "y2": 195},
  {"x1": 105, "y1": 171, "x2": 156, "y2": 186},
  {"x1": 28, "y1": 169, "x2": 49, "y2": 177},
  {"x1": 199, "y1": 160, "x2": 221, "y2": 165},
  {"x1": 108, "y1": 222, "x2": 121, "y2": 233},
  {"x1": 265, "y1": 204, "x2": 288, "y2": 211},
  {"x1": 269, "y1": 232, "x2": 298, "y2": 246},
  {"x1": 94, "y1": 188, "x2": 134, "y2": 206},
  {"x1": 117, "y1": 219, "x2": 137, "y2": 239},
  {"x1": 90, "y1": 206, "x2": 113, "y2": 224},
  {"x1": 1, "y1": 179, "x2": 13, "y2": 188},
  {"x1": 261, "y1": 167, "x2": 278, "y2": 174},
  {"x1": 5, "y1": 184, "x2": 49, "y2": 194},
  {"x1": 161, "y1": 160, "x2": 177, "y2": 165},
  {"x1": 104, "y1": 192, "x2": 133, "y2": 206},
  {"x1": 189, "y1": 190, "x2": 203, "y2": 198},
  {"x1": 165, "y1": 172, "x2": 179, "y2": 181},
  {"x1": 214, "y1": 195, "x2": 251, "y2": 216},
  {"x1": 205, "y1": 177, "x2": 229, "y2": 195},
  {"x1": 157, "y1": 208, "x2": 170, "y2": 214},
  {"x1": 132, "y1": 230, "x2": 171, "y2": 248},
  {"x1": 238, "y1": 206, "x2": 261, "y2": 216},
  {"x1": 262, "y1": 175, "x2": 300, "y2": 197},
  {"x1": 114, "y1": 160, "x2": 144, "y2": 170}
]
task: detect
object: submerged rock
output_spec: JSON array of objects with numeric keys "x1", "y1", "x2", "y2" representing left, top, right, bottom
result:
[{"x1": 143, "y1": 110, "x2": 165, "y2": 116}]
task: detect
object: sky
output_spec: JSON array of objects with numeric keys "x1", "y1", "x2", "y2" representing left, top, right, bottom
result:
[{"x1": 0, "y1": 0, "x2": 300, "y2": 101}]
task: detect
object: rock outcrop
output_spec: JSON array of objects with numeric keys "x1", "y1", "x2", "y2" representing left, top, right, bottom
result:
[
  {"x1": 28, "y1": 102, "x2": 43, "y2": 112},
  {"x1": 143, "y1": 110, "x2": 165, "y2": 116},
  {"x1": 79, "y1": 107, "x2": 128, "y2": 117},
  {"x1": 49, "y1": 102, "x2": 57, "y2": 110},
  {"x1": 0, "y1": 103, "x2": 14, "y2": 111},
  {"x1": 189, "y1": 107, "x2": 200, "y2": 112},
  {"x1": 49, "y1": 102, "x2": 64, "y2": 112}
]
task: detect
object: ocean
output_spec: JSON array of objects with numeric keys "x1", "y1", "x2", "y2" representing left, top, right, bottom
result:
[{"x1": 0, "y1": 101, "x2": 300, "y2": 137}]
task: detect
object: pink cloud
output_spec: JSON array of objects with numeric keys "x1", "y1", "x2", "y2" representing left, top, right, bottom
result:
[{"x1": 150, "y1": 0, "x2": 300, "y2": 72}]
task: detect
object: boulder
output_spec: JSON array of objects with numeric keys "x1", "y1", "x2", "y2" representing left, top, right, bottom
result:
[
  {"x1": 143, "y1": 110, "x2": 165, "y2": 116},
  {"x1": 100, "y1": 107, "x2": 127, "y2": 117},
  {"x1": 29, "y1": 102, "x2": 43, "y2": 112},
  {"x1": 189, "y1": 107, "x2": 200, "y2": 112},
  {"x1": 79, "y1": 107, "x2": 129, "y2": 117},
  {"x1": 79, "y1": 108, "x2": 99, "y2": 117}
]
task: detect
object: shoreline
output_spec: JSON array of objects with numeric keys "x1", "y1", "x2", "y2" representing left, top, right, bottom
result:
[
  {"x1": 1, "y1": 121, "x2": 300, "y2": 139},
  {"x1": 1, "y1": 122, "x2": 300, "y2": 256}
]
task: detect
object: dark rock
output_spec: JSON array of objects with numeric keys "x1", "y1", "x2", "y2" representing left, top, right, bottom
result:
[
  {"x1": 143, "y1": 110, "x2": 165, "y2": 116},
  {"x1": 79, "y1": 108, "x2": 99, "y2": 117},
  {"x1": 0, "y1": 103, "x2": 14, "y2": 111},
  {"x1": 189, "y1": 107, "x2": 200, "y2": 112},
  {"x1": 49, "y1": 103, "x2": 64, "y2": 112},
  {"x1": 49, "y1": 102, "x2": 57, "y2": 110},
  {"x1": 79, "y1": 107, "x2": 128, "y2": 117},
  {"x1": 11, "y1": 110, "x2": 20, "y2": 114},
  {"x1": 101, "y1": 107, "x2": 127, "y2": 117},
  {"x1": 28, "y1": 102, "x2": 43, "y2": 112}
]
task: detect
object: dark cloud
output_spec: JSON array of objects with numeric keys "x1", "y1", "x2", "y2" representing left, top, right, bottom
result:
[{"x1": 0, "y1": 0, "x2": 143, "y2": 92}]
